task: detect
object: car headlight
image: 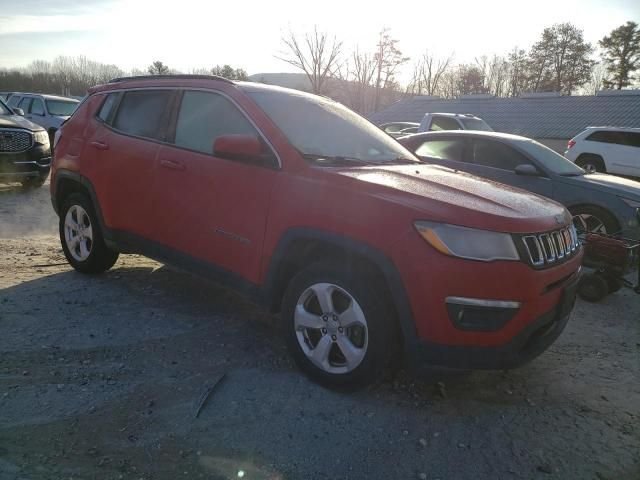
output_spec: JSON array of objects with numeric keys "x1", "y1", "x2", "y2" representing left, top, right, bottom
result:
[
  {"x1": 414, "y1": 221, "x2": 520, "y2": 262},
  {"x1": 33, "y1": 130, "x2": 49, "y2": 146},
  {"x1": 620, "y1": 197, "x2": 640, "y2": 209}
]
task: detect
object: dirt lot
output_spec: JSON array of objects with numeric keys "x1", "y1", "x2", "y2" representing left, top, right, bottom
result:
[{"x1": 0, "y1": 182, "x2": 639, "y2": 480}]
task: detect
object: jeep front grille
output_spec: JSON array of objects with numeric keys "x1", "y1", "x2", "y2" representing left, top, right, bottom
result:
[
  {"x1": 520, "y1": 225, "x2": 580, "y2": 267},
  {"x1": 0, "y1": 129, "x2": 33, "y2": 153}
]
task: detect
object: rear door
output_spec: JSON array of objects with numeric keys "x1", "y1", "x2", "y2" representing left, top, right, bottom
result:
[
  {"x1": 85, "y1": 89, "x2": 174, "y2": 239},
  {"x1": 467, "y1": 138, "x2": 553, "y2": 197},
  {"x1": 153, "y1": 89, "x2": 278, "y2": 283}
]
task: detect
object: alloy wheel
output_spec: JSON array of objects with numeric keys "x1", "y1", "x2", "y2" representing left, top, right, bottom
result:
[
  {"x1": 294, "y1": 282, "x2": 368, "y2": 374},
  {"x1": 64, "y1": 205, "x2": 93, "y2": 261}
]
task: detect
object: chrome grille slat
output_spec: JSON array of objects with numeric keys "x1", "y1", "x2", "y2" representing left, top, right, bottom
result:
[
  {"x1": 520, "y1": 224, "x2": 580, "y2": 268},
  {"x1": 0, "y1": 128, "x2": 33, "y2": 153}
]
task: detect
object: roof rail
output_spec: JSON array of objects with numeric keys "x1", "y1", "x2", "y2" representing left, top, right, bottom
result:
[{"x1": 108, "y1": 74, "x2": 234, "y2": 84}]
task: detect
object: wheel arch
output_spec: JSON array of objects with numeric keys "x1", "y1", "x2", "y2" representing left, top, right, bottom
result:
[
  {"x1": 53, "y1": 170, "x2": 108, "y2": 235},
  {"x1": 567, "y1": 203, "x2": 622, "y2": 232},
  {"x1": 575, "y1": 152, "x2": 606, "y2": 170},
  {"x1": 262, "y1": 228, "x2": 418, "y2": 348}
]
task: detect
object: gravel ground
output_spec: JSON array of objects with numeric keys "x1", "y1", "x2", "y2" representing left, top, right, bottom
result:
[{"x1": 0, "y1": 182, "x2": 639, "y2": 480}]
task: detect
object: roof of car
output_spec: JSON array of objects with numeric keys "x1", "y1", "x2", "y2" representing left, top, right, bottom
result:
[
  {"x1": 423, "y1": 112, "x2": 482, "y2": 119},
  {"x1": 582, "y1": 126, "x2": 640, "y2": 132},
  {"x1": 403, "y1": 130, "x2": 529, "y2": 143},
  {"x1": 17, "y1": 93, "x2": 79, "y2": 102}
]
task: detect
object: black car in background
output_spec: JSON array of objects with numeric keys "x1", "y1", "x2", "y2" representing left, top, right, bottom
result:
[{"x1": 0, "y1": 97, "x2": 51, "y2": 188}]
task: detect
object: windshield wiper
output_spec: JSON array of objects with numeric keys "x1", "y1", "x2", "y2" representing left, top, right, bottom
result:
[
  {"x1": 385, "y1": 157, "x2": 420, "y2": 165},
  {"x1": 301, "y1": 153, "x2": 373, "y2": 166}
]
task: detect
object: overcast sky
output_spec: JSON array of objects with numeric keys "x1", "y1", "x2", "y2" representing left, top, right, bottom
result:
[{"x1": 0, "y1": 0, "x2": 638, "y2": 80}]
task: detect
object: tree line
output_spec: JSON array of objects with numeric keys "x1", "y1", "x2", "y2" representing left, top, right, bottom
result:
[
  {"x1": 0, "y1": 21, "x2": 637, "y2": 114},
  {"x1": 278, "y1": 21, "x2": 640, "y2": 114}
]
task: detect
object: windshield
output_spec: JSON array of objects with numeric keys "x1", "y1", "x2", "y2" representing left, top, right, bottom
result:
[
  {"x1": 0, "y1": 98, "x2": 11, "y2": 115},
  {"x1": 247, "y1": 90, "x2": 418, "y2": 165},
  {"x1": 517, "y1": 138, "x2": 585, "y2": 176},
  {"x1": 460, "y1": 117, "x2": 493, "y2": 131},
  {"x1": 45, "y1": 99, "x2": 78, "y2": 116}
]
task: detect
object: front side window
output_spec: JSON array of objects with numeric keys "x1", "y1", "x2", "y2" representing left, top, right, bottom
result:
[
  {"x1": 18, "y1": 97, "x2": 33, "y2": 112},
  {"x1": 175, "y1": 91, "x2": 258, "y2": 155},
  {"x1": 472, "y1": 139, "x2": 532, "y2": 171},
  {"x1": 31, "y1": 99, "x2": 45, "y2": 116},
  {"x1": 112, "y1": 90, "x2": 172, "y2": 140},
  {"x1": 246, "y1": 89, "x2": 418, "y2": 165},
  {"x1": 46, "y1": 100, "x2": 79, "y2": 116},
  {"x1": 415, "y1": 139, "x2": 465, "y2": 161},
  {"x1": 429, "y1": 116, "x2": 461, "y2": 131}
]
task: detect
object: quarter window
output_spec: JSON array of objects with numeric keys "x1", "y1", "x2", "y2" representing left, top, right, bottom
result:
[
  {"x1": 112, "y1": 90, "x2": 172, "y2": 140},
  {"x1": 97, "y1": 93, "x2": 120, "y2": 123},
  {"x1": 429, "y1": 116, "x2": 461, "y2": 131},
  {"x1": 472, "y1": 139, "x2": 532, "y2": 171},
  {"x1": 415, "y1": 139, "x2": 465, "y2": 161},
  {"x1": 174, "y1": 90, "x2": 258, "y2": 155}
]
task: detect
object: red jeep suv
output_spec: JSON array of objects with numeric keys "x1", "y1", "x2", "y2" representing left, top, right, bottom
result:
[{"x1": 51, "y1": 75, "x2": 582, "y2": 386}]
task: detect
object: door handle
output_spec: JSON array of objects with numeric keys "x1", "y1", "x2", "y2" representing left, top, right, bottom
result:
[
  {"x1": 90, "y1": 141, "x2": 109, "y2": 150},
  {"x1": 160, "y1": 159, "x2": 185, "y2": 171}
]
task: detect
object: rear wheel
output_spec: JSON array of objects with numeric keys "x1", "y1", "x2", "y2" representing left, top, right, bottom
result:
[
  {"x1": 576, "y1": 154, "x2": 605, "y2": 174},
  {"x1": 59, "y1": 193, "x2": 119, "y2": 274},
  {"x1": 570, "y1": 205, "x2": 620, "y2": 235},
  {"x1": 281, "y1": 262, "x2": 395, "y2": 388}
]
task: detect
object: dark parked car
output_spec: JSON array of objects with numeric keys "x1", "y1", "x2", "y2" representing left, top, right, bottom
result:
[
  {"x1": 0, "y1": 97, "x2": 52, "y2": 187},
  {"x1": 399, "y1": 131, "x2": 640, "y2": 238},
  {"x1": 379, "y1": 122, "x2": 419, "y2": 138}
]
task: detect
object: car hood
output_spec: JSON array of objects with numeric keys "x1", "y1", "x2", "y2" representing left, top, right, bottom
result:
[
  {"x1": 0, "y1": 115, "x2": 43, "y2": 131},
  {"x1": 559, "y1": 173, "x2": 640, "y2": 199},
  {"x1": 329, "y1": 164, "x2": 569, "y2": 233}
]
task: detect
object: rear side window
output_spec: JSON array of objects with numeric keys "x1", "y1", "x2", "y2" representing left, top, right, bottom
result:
[
  {"x1": 112, "y1": 90, "x2": 172, "y2": 140},
  {"x1": 472, "y1": 139, "x2": 532, "y2": 171},
  {"x1": 415, "y1": 139, "x2": 465, "y2": 161},
  {"x1": 97, "y1": 93, "x2": 120, "y2": 123},
  {"x1": 429, "y1": 116, "x2": 461, "y2": 131},
  {"x1": 174, "y1": 90, "x2": 258, "y2": 155},
  {"x1": 586, "y1": 131, "x2": 622, "y2": 145},
  {"x1": 618, "y1": 132, "x2": 640, "y2": 148},
  {"x1": 31, "y1": 99, "x2": 45, "y2": 116}
]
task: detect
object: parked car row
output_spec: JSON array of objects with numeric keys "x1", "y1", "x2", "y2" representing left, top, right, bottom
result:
[
  {"x1": 7, "y1": 93, "x2": 79, "y2": 145},
  {"x1": 0, "y1": 96, "x2": 52, "y2": 187},
  {"x1": 50, "y1": 75, "x2": 585, "y2": 387}
]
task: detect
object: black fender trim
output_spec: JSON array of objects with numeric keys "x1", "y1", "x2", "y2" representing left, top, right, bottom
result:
[{"x1": 263, "y1": 227, "x2": 418, "y2": 347}]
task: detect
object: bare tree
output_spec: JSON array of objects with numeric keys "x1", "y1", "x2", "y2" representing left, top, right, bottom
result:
[
  {"x1": 277, "y1": 26, "x2": 342, "y2": 94},
  {"x1": 347, "y1": 48, "x2": 377, "y2": 113},
  {"x1": 407, "y1": 51, "x2": 452, "y2": 96},
  {"x1": 581, "y1": 62, "x2": 607, "y2": 95},
  {"x1": 373, "y1": 28, "x2": 409, "y2": 110}
]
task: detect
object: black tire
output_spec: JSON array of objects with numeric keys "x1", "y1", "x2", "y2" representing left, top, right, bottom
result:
[
  {"x1": 59, "y1": 193, "x2": 119, "y2": 274},
  {"x1": 570, "y1": 205, "x2": 620, "y2": 235},
  {"x1": 576, "y1": 154, "x2": 606, "y2": 173},
  {"x1": 21, "y1": 174, "x2": 47, "y2": 188},
  {"x1": 577, "y1": 273, "x2": 609, "y2": 302},
  {"x1": 281, "y1": 262, "x2": 395, "y2": 388},
  {"x1": 597, "y1": 272, "x2": 623, "y2": 294}
]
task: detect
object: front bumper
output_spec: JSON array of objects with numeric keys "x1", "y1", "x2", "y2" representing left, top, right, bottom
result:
[
  {"x1": 0, "y1": 143, "x2": 51, "y2": 180},
  {"x1": 406, "y1": 271, "x2": 580, "y2": 369}
]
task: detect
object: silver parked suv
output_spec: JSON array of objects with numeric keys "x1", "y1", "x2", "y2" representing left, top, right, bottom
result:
[{"x1": 7, "y1": 93, "x2": 79, "y2": 144}]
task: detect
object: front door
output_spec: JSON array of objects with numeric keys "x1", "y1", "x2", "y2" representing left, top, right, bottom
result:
[{"x1": 153, "y1": 89, "x2": 278, "y2": 283}]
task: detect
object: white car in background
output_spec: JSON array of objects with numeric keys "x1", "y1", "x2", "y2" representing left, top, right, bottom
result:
[
  {"x1": 7, "y1": 93, "x2": 79, "y2": 144},
  {"x1": 565, "y1": 127, "x2": 640, "y2": 178}
]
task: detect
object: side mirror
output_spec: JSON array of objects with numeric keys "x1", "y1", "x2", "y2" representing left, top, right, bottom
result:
[
  {"x1": 515, "y1": 164, "x2": 540, "y2": 176},
  {"x1": 213, "y1": 134, "x2": 264, "y2": 162},
  {"x1": 13, "y1": 108, "x2": 24, "y2": 116}
]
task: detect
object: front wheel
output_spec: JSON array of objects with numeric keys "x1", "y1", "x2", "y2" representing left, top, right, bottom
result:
[
  {"x1": 59, "y1": 193, "x2": 119, "y2": 274},
  {"x1": 281, "y1": 263, "x2": 395, "y2": 388}
]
